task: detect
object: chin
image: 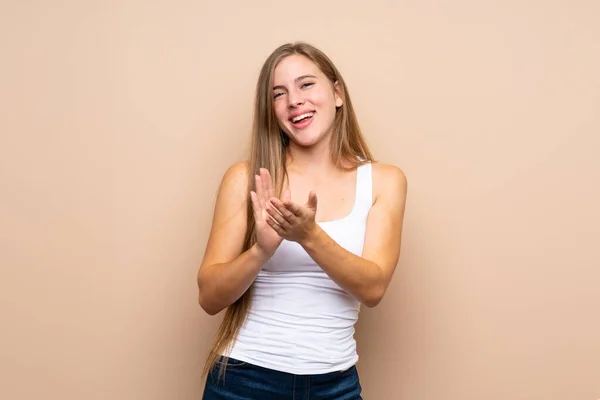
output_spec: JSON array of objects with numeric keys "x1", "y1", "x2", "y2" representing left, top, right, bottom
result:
[{"x1": 289, "y1": 131, "x2": 324, "y2": 148}]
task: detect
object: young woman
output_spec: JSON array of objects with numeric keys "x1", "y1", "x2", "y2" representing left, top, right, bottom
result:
[{"x1": 198, "y1": 42, "x2": 407, "y2": 399}]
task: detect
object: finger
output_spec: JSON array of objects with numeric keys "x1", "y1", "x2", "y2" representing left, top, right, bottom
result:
[
  {"x1": 255, "y1": 174, "x2": 267, "y2": 207},
  {"x1": 250, "y1": 191, "x2": 261, "y2": 218},
  {"x1": 282, "y1": 188, "x2": 291, "y2": 204},
  {"x1": 266, "y1": 216, "x2": 285, "y2": 236},
  {"x1": 266, "y1": 204, "x2": 288, "y2": 227},
  {"x1": 306, "y1": 191, "x2": 318, "y2": 210},
  {"x1": 285, "y1": 201, "x2": 303, "y2": 216},
  {"x1": 259, "y1": 169, "x2": 272, "y2": 207},
  {"x1": 261, "y1": 168, "x2": 275, "y2": 200},
  {"x1": 270, "y1": 198, "x2": 296, "y2": 222}
]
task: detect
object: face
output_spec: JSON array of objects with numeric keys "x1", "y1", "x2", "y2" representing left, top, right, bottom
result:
[{"x1": 272, "y1": 54, "x2": 343, "y2": 148}]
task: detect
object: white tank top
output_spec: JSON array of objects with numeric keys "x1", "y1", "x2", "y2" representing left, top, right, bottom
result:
[{"x1": 226, "y1": 162, "x2": 373, "y2": 375}]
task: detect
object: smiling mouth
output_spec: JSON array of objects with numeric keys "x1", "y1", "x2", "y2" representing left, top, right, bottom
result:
[{"x1": 291, "y1": 112, "x2": 315, "y2": 123}]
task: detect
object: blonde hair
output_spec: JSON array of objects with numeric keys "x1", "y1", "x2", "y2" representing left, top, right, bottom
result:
[{"x1": 202, "y1": 41, "x2": 374, "y2": 379}]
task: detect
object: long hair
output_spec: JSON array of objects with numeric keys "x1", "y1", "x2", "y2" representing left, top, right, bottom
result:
[{"x1": 202, "y1": 41, "x2": 375, "y2": 380}]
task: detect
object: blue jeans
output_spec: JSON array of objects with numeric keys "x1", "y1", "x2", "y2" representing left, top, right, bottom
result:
[{"x1": 202, "y1": 357, "x2": 363, "y2": 399}]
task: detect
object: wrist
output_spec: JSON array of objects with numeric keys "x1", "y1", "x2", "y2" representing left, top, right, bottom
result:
[
  {"x1": 251, "y1": 243, "x2": 273, "y2": 263},
  {"x1": 300, "y1": 224, "x2": 322, "y2": 250}
]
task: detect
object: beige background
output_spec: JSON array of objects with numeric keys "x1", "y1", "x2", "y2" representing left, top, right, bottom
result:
[{"x1": 1, "y1": 1, "x2": 599, "y2": 399}]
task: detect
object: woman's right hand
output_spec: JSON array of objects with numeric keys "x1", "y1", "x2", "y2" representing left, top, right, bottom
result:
[{"x1": 250, "y1": 168, "x2": 290, "y2": 259}]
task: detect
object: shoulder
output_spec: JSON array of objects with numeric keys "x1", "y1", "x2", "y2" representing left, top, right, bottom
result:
[
  {"x1": 218, "y1": 161, "x2": 250, "y2": 199},
  {"x1": 223, "y1": 160, "x2": 250, "y2": 182},
  {"x1": 370, "y1": 162, "x2": 407, "y2": 203},
  {"x1": 371, "y1": 161, "x2": 407, "y2": 182}
]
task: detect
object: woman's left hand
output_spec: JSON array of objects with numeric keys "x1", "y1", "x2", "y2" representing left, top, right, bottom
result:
[{"x1": 266, "y1": 191, "x2": 319, "y2": 244}]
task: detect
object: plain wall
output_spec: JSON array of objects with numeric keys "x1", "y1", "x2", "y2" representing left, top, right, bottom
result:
[{"x1": 1, "y1": 1, "x2": 599, "y2": 399}]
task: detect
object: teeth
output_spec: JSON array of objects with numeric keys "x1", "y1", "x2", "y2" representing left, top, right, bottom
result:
[{"x1": 292, "y1": 112, "x2": 314, "y2": 123}]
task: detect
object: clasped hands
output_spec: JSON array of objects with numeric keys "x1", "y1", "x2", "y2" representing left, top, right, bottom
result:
[{"x1": 250, "y1": 168, "x2": 319, "y2": 248}]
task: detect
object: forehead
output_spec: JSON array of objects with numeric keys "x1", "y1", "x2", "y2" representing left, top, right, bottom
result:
[{"x1": 273, "y1": 54, "x2": 322, "y2": 84}]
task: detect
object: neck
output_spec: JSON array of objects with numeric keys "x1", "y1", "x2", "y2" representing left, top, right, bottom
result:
[{"x1": 286, "y1": 139, "x2": 337, "y2": 176}]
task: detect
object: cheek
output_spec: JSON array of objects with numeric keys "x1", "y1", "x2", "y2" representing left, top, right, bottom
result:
[
  {"x1": 312, "y1": 90, "x2": 336, "y2": 110},
  {"x1": 274, "y1": 102, "x2": 288, "y2": 123}
]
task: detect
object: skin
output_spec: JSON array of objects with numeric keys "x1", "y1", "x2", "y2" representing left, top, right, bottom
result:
[{"x1": 197, "y1": 54, "x2": 407, "y2": 315}]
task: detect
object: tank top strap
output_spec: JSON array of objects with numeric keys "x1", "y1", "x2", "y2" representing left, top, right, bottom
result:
[{"x1": 354, "y1": 162, "x2": 373, "y2": 214}]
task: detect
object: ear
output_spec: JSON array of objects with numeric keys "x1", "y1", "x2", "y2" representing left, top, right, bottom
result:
[{"x1": 333, "y1": 81, "x2": 343, "y2": 108}]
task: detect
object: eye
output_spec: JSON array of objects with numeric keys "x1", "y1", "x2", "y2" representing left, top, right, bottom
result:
[
  {"x1": 301, "y1": 82, "x2": 314, "y2": 89},
  {"x1": 273, "y1": 92, "x2": 284, "y2": 99}
]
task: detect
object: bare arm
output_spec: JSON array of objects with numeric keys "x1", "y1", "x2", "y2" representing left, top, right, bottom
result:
[
  {"x1": 197, "y1": 162, "x2": 268, "y2": 315},
  {"x1": 302, "y1": 164, "x2": 407, "y2": 306},
  {"x1": 267, "y1": 163, "x2": 407, "y2": 307}
]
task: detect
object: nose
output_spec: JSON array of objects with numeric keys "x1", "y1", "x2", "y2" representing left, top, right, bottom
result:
[{"x1": 287, "y1": 88, "x2": 304, "y2": 108}]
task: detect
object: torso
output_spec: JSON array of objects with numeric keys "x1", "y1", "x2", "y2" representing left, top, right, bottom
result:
[{"x1": 225, "y1": 161, "x2": 375, "y2": 375}]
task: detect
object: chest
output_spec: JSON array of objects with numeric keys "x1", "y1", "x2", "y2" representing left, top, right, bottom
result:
[
  {"x1": 285, "y1": 170, "x2": 358, "y2": 223},
  {"x1": 262, "y1": 219, "x2": 368, "y2": 273}
]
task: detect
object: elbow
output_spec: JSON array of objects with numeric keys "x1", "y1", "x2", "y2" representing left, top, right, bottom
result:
[
  {"x1": 197, "y1": 269, "x2": 223, "y2": 316},
  {"x1": 199, "y1": 298, "x2": 223, "y2": 316},
  {"x1": 198, "y1": 291, "x2": 224, "y2": 316},
  {"x1": 362, "y1": 267, "x2": 387, "y2": 308},
  {"x1": 363, "y1": 295, "x2": 383, "y2": 308},
  {"x1": 362, "y1": 285, "x2": 386, "y2": 308},
  {"x1": 201, "y1": 304, "x2": 222, "y2": 316}
]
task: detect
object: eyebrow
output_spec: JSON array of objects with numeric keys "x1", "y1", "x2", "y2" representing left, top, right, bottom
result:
[{"x1": 273, "y1": 75, "x2": 317, "y2": 91}]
